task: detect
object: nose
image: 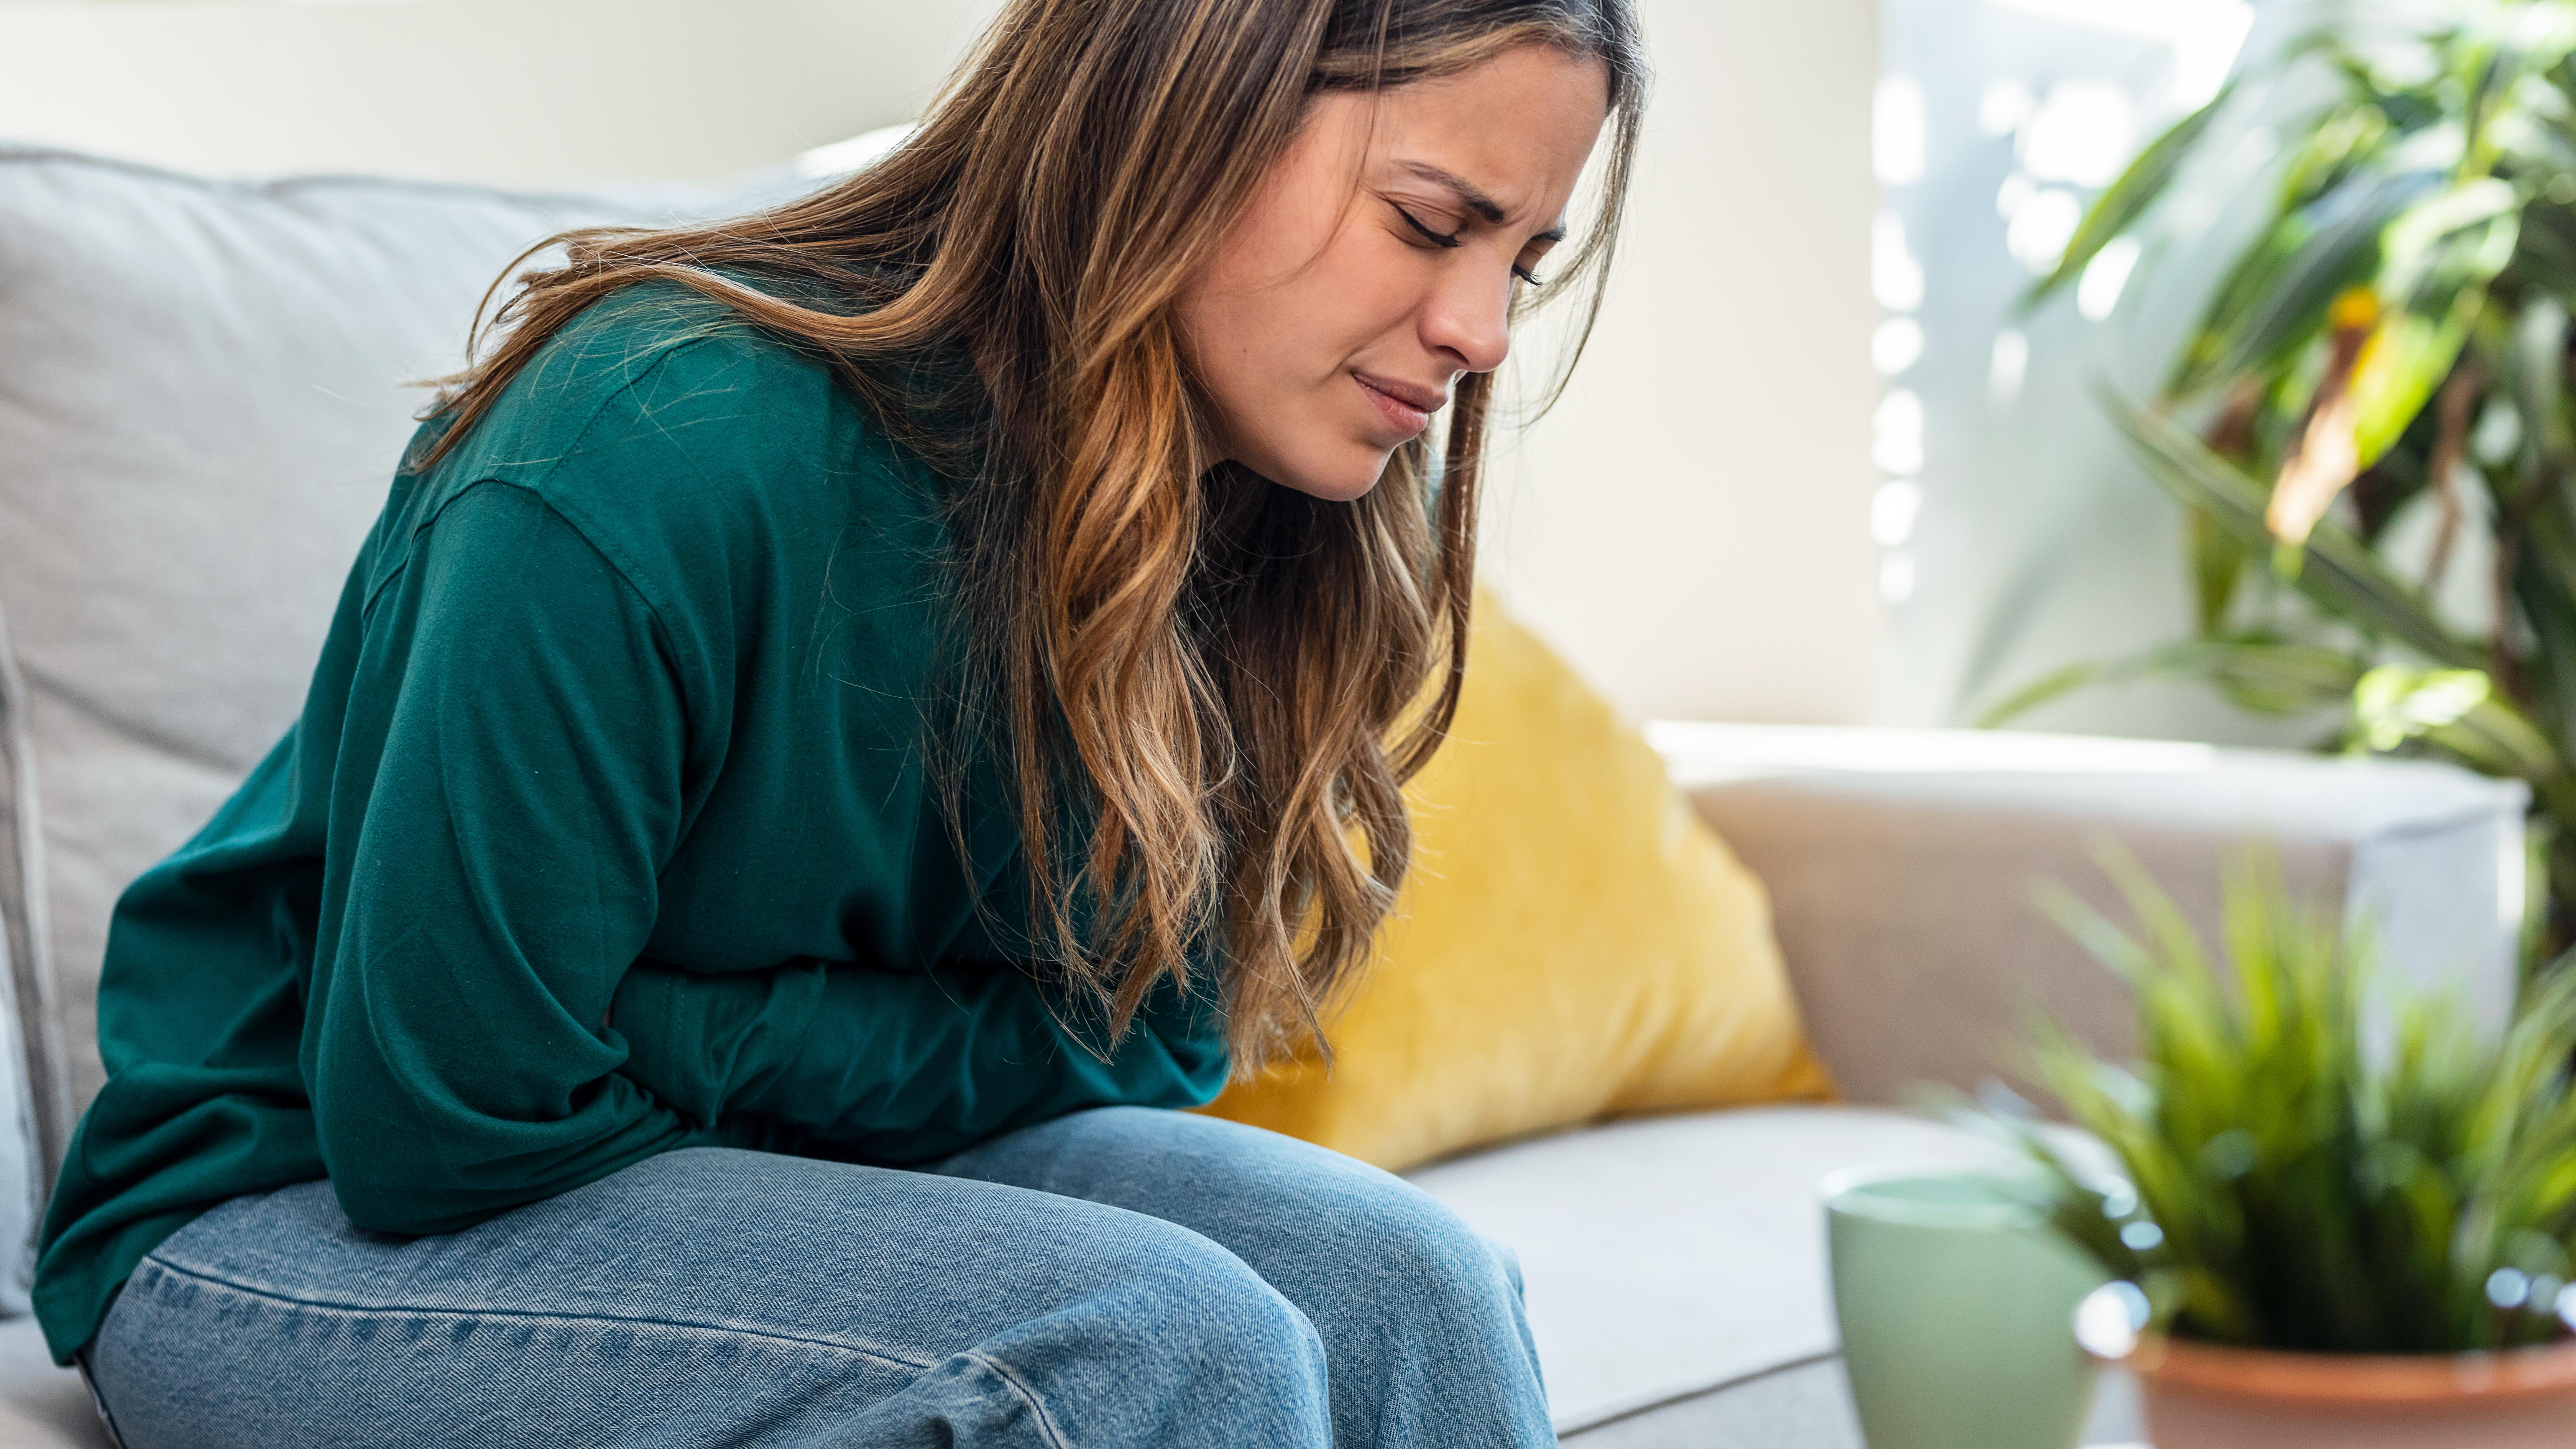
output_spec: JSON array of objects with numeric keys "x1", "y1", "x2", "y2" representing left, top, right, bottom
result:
[{"x1": 1418, "y1": 261, "x2": 1513, "y2": 375}]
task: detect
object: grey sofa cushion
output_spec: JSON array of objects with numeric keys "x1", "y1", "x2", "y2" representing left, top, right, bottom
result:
[
  {"x1": 0, "y1": 144, "x2": 793, "y2": 1298},
  {"x1": 0, "y1": 618, "x2": 38, "y2": 1312}
]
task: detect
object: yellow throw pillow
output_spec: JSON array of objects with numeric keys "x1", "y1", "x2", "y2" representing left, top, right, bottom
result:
[{"x1": 1196, "y1": 593, "x2": 1833, "y2": 1171}]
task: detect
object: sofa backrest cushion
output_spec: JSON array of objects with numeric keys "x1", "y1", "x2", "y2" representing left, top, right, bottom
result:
[{"x1": 0, "y1": 145, "x2": 786, "y2": 1304}]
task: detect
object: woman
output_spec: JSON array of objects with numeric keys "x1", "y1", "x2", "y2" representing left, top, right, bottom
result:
[{"x1": 34, "y1": 0, "x2": 1642, "y2": 1444}]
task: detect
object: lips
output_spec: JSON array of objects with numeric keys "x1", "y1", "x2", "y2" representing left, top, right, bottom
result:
[{"x1": 1354, "y1": 372, "x2": 1448, "y2": 437}]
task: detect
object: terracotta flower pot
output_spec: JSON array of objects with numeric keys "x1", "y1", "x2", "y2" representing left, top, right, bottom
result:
[{"x1": 2126, "y1": 1332, "x2": 2576, "y2": 1449}]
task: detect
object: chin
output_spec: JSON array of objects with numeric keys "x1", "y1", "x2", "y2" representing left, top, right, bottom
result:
[{"x1": 1254, "y1": 447, "x2": 1393, "y2": 503}]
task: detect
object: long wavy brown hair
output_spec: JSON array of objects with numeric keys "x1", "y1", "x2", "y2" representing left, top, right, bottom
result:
[{"x1": 419, "y1": 0, "x2": 1645, "y2": 1076}]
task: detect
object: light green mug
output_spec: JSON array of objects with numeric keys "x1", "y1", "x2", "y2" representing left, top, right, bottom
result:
[{"x1": 1822, "y1": 1167, "x2": 2110, "y2": 1449}]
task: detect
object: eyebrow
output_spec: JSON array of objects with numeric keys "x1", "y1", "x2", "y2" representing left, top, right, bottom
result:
[{"x1": 1396, "y1": 159, "x2": 1569, "y2": 244}]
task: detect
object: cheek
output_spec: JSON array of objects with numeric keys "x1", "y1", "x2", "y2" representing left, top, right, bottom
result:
[
  {"x1": 1184, "y1": 252, "x2": 1321, "y2": 401},
  {"x1": 1235, "y1": 234, "x2": 1421, "y2": 394},
  {"x1": 1306, "y1": 237, "x2": 1423, "y2": 358}
]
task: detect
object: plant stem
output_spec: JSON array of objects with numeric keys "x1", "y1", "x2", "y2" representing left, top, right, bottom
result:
[{"x1": 2423, "y1": 364, "x2": 2484, "y2": 601}]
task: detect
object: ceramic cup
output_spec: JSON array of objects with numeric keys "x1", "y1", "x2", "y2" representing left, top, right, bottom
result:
[{"x1": 1823, "y1": 1167, "x2": 2111, "y2": 1449}]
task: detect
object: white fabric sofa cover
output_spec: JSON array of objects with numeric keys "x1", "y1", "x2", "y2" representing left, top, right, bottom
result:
[{"x1": 0, "y1": 143, "x2": 2528, "y2": 1447}]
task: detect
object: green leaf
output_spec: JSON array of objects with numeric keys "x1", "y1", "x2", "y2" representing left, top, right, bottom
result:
[
  {"x1": 2348, "y1": 290, "x2": 2486, "y2": 470},
  {"x1": 2459, "y1": 3, "x2": 2576, "y2": 172},
  {"x1": 2335, "y1": 182, "x2": 2519, "y2": 470},
  {"x1": 1976, "y1": 637, "x2": 2366, "y2": 729},
  {"x1": 2102, "y1": 387, "x2": 2480, "y2": 667},
  {"x1": 2503, "y1": 295, "x2": 2573, "y2": 472},
  {"x1": 2172, "y1": 172, "x2": 2440, "y2": 399},
  {"x1": 2190, "y1": 506, "x2": 2253, "y2": 631},
  {"x1": 2353, "y1": 664, "x2": 2489, "y2": 751},
  {"x1": 2345, "y1": 665, "x2": 2565, "y2": 787},
  {"x1": 2418, "y1": 698, "x2": 2566, "y2": 784},
  {"x1": 2171, "y1": 229, "x2": 2304, "y2": 400},
  {"x1": 2023, "y1": 82, "x2": 2238, "y2": 314},
  {"x1": 2378, "y1": 176, "x2": 2519, "y2": 301},
  {"x1": 2504, "y1": 189, "x2": 2576, "y2": 286},
  {"x1": 2504, "y1": 540, "x2": 2576, "y2": 766},
  {"x1": 2275, "y1": 102, "x2": 2392, "y2": 213}
]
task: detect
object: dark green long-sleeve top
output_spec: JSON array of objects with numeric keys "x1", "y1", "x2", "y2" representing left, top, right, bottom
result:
[{"x1": 31, "y1": 285, "x2": 1232, "y2": 1363}]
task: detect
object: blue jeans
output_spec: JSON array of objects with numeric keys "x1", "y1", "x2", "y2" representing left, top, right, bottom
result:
[{"x1": 82, "y1": 1106, "x2": 1552, "y2": 1448}]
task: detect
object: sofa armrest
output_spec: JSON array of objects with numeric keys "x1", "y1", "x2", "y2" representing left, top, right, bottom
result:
[{"x1": 1647, "y1": 723, "x2": 2530, "y2": 1107}]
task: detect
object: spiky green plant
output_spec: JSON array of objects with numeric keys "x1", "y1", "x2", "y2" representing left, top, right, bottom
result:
[
  {"x1": 1982, "y1": 854, "x2": 2576, "y2": 1354},
  {"x1": 1987, "y1": 2, "x2": 2576, "y2": 951}
]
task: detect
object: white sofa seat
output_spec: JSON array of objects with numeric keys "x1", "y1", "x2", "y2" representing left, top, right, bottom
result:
[
  {"x1": 0, "y1": 1313, "x2": 91, "y2": 1447},
  {"x1": 1413, "y1": 1105, "x2": 2013, "y2": 1439}
]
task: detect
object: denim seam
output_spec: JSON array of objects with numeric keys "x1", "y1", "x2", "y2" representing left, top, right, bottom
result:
[
  {"x1": 963, "y1": 1348, "x2": 1071, "y2": 1449},
  {"x1": 133, "y1": 1255, "x2": 941, "y2": 1375}
]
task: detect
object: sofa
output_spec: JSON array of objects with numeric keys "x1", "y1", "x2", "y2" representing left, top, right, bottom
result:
[{"x1": 0, "y1": 141, "x2": 2532, "y2": 1448}]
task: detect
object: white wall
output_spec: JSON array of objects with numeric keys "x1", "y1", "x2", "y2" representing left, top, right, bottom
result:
[
  {"x1": 1483, "y1": 0, "x2": 1884, "y2": 724},
  {"x1": 0, "y1": 0, "x2": 1006, "y2": 188},
  {"x1": 0, "y1": 0, "x2": 1883, "y2": 725}
]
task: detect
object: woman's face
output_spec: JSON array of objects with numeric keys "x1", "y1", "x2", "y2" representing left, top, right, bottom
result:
[{"x1": 1176, "y1": 45, "x2": 1611, "y2": 502}]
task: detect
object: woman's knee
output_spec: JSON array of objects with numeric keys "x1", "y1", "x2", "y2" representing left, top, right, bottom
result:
[
  {"x1": 1102, "y1": 1214, "x2": 1328, "y2": 1368},
  {"x1": 980, "y1": 1213, "x2": 1329, "y2": 1442},
  {"x1": 938, "y1": 1106, "x2": 1521, "y2": 1334},
  {"x1": 1347, "y1": 1179, "x2": 1514, "y2": 1298}
]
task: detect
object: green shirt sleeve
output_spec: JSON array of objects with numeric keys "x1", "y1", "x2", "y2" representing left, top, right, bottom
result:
[
  {"x1": 306, "y1": 478, "x2": 732, "y2": 1236},
  {"x1": 309, "y1": 470, "x2": 1227, "y2": 1231},
  {"x1": 608, "y1": 953, "x2": 1230, "y2": 1164}
]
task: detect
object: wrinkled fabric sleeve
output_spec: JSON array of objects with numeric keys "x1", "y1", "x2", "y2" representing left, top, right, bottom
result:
[
  {"x1": 609, "y1": 955, "x2": 1232, "y2": 1165},
  {"x1": 305, "y1": 479, "x2": 736, "y2": 1235},
  {"x1": 306, "y1": 478, "x2": 1229, "y2": 1233}
]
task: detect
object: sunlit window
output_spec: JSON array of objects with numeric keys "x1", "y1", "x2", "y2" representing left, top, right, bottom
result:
[{"x1": 1874, "y1": 0, "x2": 2257, "y2": 721}]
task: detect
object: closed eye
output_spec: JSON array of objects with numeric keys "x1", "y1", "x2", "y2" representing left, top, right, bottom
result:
[
  {"x1": 1397, "y1": 200, "x2": 1548, "y2": 287},
  {"x1": 1392, "y1": 203, "x2": 1462, "y2": 249}
]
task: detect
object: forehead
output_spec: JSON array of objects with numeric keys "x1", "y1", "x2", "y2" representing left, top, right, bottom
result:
[{"x1": 1364, "y1": 47, "x2": 1610, "y2": 219}]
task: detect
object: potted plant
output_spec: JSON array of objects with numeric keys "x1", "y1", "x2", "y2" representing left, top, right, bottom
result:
[
  {"x1": 1988, "y1": 1, "x2": 2576, "y2": 952},
  {"x1": 1975, "y1": 853, "x2": 2576, "y2": 1447}
]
